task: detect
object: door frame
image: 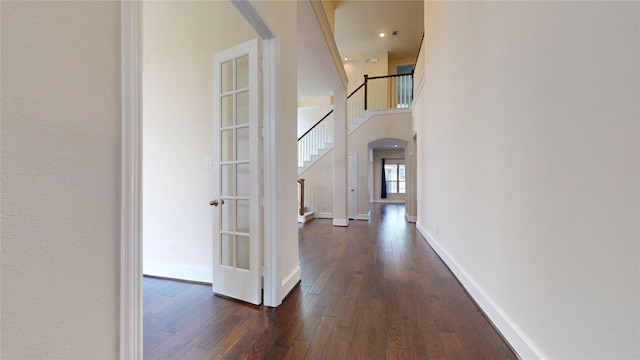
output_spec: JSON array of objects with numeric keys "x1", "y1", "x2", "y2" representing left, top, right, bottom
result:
[
  {"x1": 119, "y1": 1, "x2": 280, "y2": 358},
  {"x1": 347, "y1": 152, "x2": 357, "y2": 220}
]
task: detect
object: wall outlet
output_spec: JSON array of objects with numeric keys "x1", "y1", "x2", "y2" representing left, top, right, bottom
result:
[
  {"x1": 169, "y1": 242, "x2": 176, "y2": 253},
  {"x1": 204, "y1": 158, "x2": 215, "y2": 169}
]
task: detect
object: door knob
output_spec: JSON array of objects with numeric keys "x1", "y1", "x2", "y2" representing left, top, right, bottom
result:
[{"x1": 209, "y1": 199, "x2": 225, "y2": 206}]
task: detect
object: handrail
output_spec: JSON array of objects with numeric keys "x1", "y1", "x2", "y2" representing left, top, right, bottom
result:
[
  {"x1": 348, "y1": 82, "x2": 365, "y2": 99},
  {"x1": 413, "y1": 33, "x2": 424, "y2": 71},
  {"x1": 299, "y1": 72, "x2": 413, "y2": 142},
  {"x1": 365, "y1": 73, "x2": 411, "y2": 81},
  {"x1": 297, "y1": 109, "x2": 334, "y2": 142},
  {"x1": 297, "y1": 83, "x2": 365, "y2": 143},
  {"x1": 363, "y1": 72, "x2": 413, "y2": 110}
]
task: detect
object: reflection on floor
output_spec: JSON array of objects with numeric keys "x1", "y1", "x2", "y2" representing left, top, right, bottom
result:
[{"x1": 143, "y1": 204, "x2": 517, "y2": 359}]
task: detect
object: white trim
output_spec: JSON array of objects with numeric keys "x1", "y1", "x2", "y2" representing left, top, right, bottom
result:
[
  {"x1": 143, "y1": 263, "x2": 212, "y2": 284},
  {"x1": 298, "y1": 145, "x2": 333, "y2": 176},
  {"x1": 355, "y1": 213, "x2": 370, "y2": 221},
  {"x1": 297, "y1": 212, "x2": 315, "y2": 224},
  {"x1": 231, "y1": 0, "x2": 278, "y2": 39},
  {"x1": 373, "y1": 199, "x2": 405, "y2": 204},
  {"x1": 231, "y1": 0, "x2": 281, "y2": 308},
  {"x1": 318, "y1": 212, "x2": 333, "y2": 219},
  {"x1": 120, "y1": 1, "x2": 143, "y2": 359},
  {"x1": 405, "y1": 213, "x2": 417, "y2": 223},
  {"x1": 333, "y1": 218, "x2": 349, "y2": 227},
  {"x1": 309, "y1": 1, "x2": 348, "y2": 90},
  {"x1": 348, "y1": 108, "x2": 411, "y2": 135},
  {"x1": 281, "y1": 266, "x2": 301, "y2": 299},
  {"x1": 347, "y1": 152, "x2": 357, "y2": 220},
  {"x1": 263, "y1": 37, "x2": 280, "y2": 307},
  {"x1": 415, "y1": 222, "x2": 544, "y2": 360}
]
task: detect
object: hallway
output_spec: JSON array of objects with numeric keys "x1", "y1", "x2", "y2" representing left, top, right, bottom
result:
[{"x1": 144, "y1": 204, "x2": 517, "y2": 359}]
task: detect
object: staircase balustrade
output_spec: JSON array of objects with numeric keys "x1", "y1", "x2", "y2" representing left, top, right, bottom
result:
[
  {"x1": 298, "y1": 110, "x2": 334, "y2": 168},
  {"x1": 297, "y1": 72, "x2": 413, "y2": 170},
  {"x1": 364, "y1": 73, "x2": 414, "y2": 110}
]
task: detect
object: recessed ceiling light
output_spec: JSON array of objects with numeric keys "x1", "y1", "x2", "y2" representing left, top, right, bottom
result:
[
  {"x1": 379, "y1": 32, "x2": 385, "y2": 38},
  {"x1": 394, "y1": 144, "x2": 398, "y2": 147},
  {"x1": 344, "y1": 57, "x2": 348, "y2": 61}
]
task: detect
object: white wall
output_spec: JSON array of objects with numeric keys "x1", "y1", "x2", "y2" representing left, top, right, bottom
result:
[
  {"x1": 350, "y1": 112, "x2": 413, "y2": 217},
  {"x1": 297, "y1": 96, "x2": 333, "y2": 138},
  {"x1": 299, "y1": 150, "x2": 334, "y2": 217},
  {"x1": 302, "y1": 111, "x2": 413, "y2": 220},
  {"x1": 143, "y1": 1, "x2": 257, "y2": 282},
  {"x1": 344, "y1": 51, "x2": 389, "y2": 95},
  {"x1": 1, "y1": 1, "x2": 120, "y2": 358},
  {"x1": 415, "y1": 1, "x2": 640, "y2": 358}
]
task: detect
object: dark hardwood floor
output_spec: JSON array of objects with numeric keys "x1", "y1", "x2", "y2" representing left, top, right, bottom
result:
[{"x1": 144, "y1": 204, "x2": 517, "y2": 359}]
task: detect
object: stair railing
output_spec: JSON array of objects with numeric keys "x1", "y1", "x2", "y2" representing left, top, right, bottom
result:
[
  {"x1": 347, "y1": 83, "x2": 366, "y2": 129},
  {"x1": 364, "y1": 73, "x2": 414, "y2": 110},
  {"x1": 298, "y1": 110, "x2": 334, "y2": 167},
  {"x1": 297, "y1": 72, "x2": 413, "y2": 168}
]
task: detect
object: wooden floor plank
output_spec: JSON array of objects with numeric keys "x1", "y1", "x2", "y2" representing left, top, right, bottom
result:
[
  {"x1": 143, "y1": 204, "x2": 517, "y2": 360},
  {"x1": 303, "y1": 316, "x2": 338, "y2": 360}
]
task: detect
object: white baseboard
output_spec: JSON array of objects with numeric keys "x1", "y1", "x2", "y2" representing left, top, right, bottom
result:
[
  {"x1": 415, "y1": 222, "x2": 544, "y2": 360},
  {"x1": 333, "y1": 218, "x2": 348, "y2": 227},
  {"x1": 318, "y1": 212, "x2": 333, "y2": 219},
  {"x1": 373, "y1": 199, "x2": 405, "y2": 204},
  {"x1": 355, "y1": 213, "x2": 370, "y2": 221},
  {"x1": 405, "y1": 213, "x2": 416, "y2": 223},
  {"x1": 143, "y1": 262, "x2": 212, "y2": 283},
  {"x1": 297, "y1": 211, "x2": 314, "y2": 223},
  {"x1": 280, "y1": 266, "x2": 300, "y2": 302}
]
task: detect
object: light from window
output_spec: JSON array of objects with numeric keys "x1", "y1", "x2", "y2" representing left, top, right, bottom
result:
[{"x1": 384, "y1": 164, "x2": 405, "y2": 194}]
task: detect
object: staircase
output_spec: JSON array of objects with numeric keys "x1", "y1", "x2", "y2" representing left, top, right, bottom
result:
[
  {"x1": 298, "y1": 73, "x2": 413, "y2": 175},
  {"x1": 296, "y1": 73, "x2": 414, "y2": 223}
]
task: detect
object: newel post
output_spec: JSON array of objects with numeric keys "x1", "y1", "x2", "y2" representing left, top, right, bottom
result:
[
  {"x1": 298, "y1": 179, "x2": 305, "y2": 216},
  {"x1": 363, "y1": 74, "x2": 369, "y2": 110}
]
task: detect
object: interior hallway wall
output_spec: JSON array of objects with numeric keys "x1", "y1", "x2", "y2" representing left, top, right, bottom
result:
[
  {"x1": 143, "y1": 1, "x2": 257, "y2": 282},
  {"x1": 414, "y1": 1, "x2": 640, "y2": 358},
  {"x1": 1, "y1": 1, "x2": 120, "y2": 358}
]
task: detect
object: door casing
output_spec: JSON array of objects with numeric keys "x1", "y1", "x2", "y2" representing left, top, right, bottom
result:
[{"x1": 119, "y1": 1, "x2": 282, "y2": 358}]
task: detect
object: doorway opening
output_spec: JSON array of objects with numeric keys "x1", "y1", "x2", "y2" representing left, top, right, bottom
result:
[
  {"x1": 367, "y1": 138, "x2": 409, "y2": 206},
  {"x1": 121, "y1": 1, "x2": 289, "y2": 357}
]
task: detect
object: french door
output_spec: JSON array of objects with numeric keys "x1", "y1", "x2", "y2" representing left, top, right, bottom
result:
[{"x1": 211, "y1": 39, "x2": 261, "y2": 305}]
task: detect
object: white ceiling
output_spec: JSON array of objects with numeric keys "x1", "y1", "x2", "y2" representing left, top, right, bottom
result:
[
  {"x1": 297, "y1": 0, "x2": 424, "y2": 100},
  {"x1": 334, "y1": 0, "x2": 424, "y2": 62}
]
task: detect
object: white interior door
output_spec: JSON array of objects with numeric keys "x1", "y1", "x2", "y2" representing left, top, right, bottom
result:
[
  {"x1": 211, "y1": 39, "x2": 261, "y2": 305},
  {"x1": 348, "y1": 153, "x2": 356, "y2": 220}
]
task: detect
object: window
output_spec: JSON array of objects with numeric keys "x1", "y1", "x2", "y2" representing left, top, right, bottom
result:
[
  {"x1": 384, "y1": 163, "x2": 405, "y2": 194},
  {"x1": 396, "y1": 65, "x2": 414, "y2": 108}
]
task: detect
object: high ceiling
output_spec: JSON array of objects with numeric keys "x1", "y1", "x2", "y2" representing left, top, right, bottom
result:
[
  {"x1": 297, "y1": 0, "x2": 424, "y2": 100},
  {"x1": 297, "y1": 1, "x2": 344, "y2": 101},
  {"x1": 334, "y1": 0, "x2": 424, "y2": 62}
]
